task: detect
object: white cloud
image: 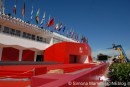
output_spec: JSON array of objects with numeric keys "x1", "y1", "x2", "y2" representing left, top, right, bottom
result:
[{"x1": 126, "y1": 50, "x2": 130, "y2": 58}]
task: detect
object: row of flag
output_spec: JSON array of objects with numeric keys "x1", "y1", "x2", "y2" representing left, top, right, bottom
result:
[
  {"x1": 12, "y1": 0, "x2": 88, "y2": 43},
  {"x1": 13, "y1": 1, "x2": 57, "y2": 29}
]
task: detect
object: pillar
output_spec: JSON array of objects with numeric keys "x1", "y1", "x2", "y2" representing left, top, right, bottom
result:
[
  {"x1": 34, "y1": 51, "x2": 37, "y2": 62},
  {"x1": 0, "y1": 47, "x2": 3, "y2": 61},
  {"x1": 19, "y1": 49, "x2": 23, "y2": 61}
]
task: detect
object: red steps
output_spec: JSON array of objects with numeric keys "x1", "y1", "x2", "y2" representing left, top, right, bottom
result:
[
  {"x1": 47, "y1": 63, "x2": 96, "y2": 73},
  {"x1": 0, "y1": 66, "x2": 47, "y2": 78},
  {"x1": 0, "y1": 70, "x2": 34, "y2": 78},
  {"x1": 0, "y1": 80, "x2": 31, "y2": 87},
  {"x1": 0, "y1": 64, "x2": 96, "y2": 78}
]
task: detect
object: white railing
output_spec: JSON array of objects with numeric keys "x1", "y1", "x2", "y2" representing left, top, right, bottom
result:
[{"x1": 0, "y1": 14, "x2": 52, "y2": 35}]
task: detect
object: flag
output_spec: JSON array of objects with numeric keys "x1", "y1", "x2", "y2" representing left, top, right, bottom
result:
[
  {"x1": 66, "y1": 29, "x2": 69, "y2": 37},
  {"x1": 58, "y1": 23, "x2": 63, "y2": 31},
  {"x1": 31, "y1": 5, "x2": 33, "y2": 19},
  {"x1": 70, "y1": 29, "x2": 74, "y2": 38},
  {"x1": 62, "y1": 26, "x2": 65, "y2": 32},
  {"x1": 76, "y1": 34, "x2": 79, "y2": 41},
  {"x1": 81, "y1": 36, "x2": 88, "y2": 43},
  {"x1": 47, "y1": 18, "x2": 54, "y2": 27},
  {"x1": 74, "y1": 33, "x2": 78, "y2": 41},
  {"x1": 55, "y1": 23, "x2": 62, "y2": 30},
  {"x1": 35, "y1": 8, "x2": 40, "y2": 24},
  {"x1": 55, "y1": 23, "x2": 60, "y2": 30},
  {"x1": 13, "y1": 5, "x2": 16, "y2": 16},
  {"x1": 22, "y1": 2, "x2": 25, "y2": 17},
  {"x1": 40, "y1": 12, "x2": 46, "y2": 25}
]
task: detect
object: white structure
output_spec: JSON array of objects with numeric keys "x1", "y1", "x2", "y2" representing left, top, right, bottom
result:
[{"x1": 0, "y1": 14, "x2": 78, "y2": 61}]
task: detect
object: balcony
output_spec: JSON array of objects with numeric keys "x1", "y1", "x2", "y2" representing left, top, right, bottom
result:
[{"x1": 0, "y1": 33, "x2": 50, "y2": 50}]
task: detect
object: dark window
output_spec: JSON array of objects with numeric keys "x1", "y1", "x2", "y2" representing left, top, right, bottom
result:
[
  {"x1": 3, "y1": 27, "x2": 10, "y2": 34},
  {"x1": 10, "y1": 29, "x2": 15, "y2": 35},
  {"x1": 27, "y1": 33, "x2": 31, "y2": 39},
  {"x1": 0, "y1": 25, "x2": 1, "y2": 32},
  {"x1": 37, "y1": 36, "x2": 43, "y2": 42},
  {"x1": 37, "y1": 36, "x2": 40, "y2": 41},
  {"x1": 39, "y1": 37, "x2": 43, "y2": 42},
  {"x1": 32, "y1": 35, "x2": 35, "y2": 40},
  {"x1": 36, "y1": 55, "x2": 43, "y2": 62},
  {"x1": 22, "y1": 32, "x2": 27, "y2": 38},
  {"x1": 15, "y1": 30, "x2": 21, "y2": 37}
]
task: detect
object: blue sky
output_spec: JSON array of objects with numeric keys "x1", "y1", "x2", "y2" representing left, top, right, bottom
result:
[{"x1": 4, "y1": 0, "x2": 130, "y2": 57}]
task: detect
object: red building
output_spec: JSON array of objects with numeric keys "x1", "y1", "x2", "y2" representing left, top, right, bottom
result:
[{"x1": 44, "y1": 42, "x2": 93, "y2": 64}]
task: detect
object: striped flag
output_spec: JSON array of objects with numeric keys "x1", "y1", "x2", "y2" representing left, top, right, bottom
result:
[
  {"x1": 31, "y1": 5, "x2": 33, "y2": 19},
  {"x1": 35, "y1": 8, "x2": 40, "y2": 24},
  {"x1": 22, "y1": 2, "x2": 25, "y2": 17},
  {"x1": 55, "y1": 23, "x2": 62, "y2": 31},
  {"x1": 40, "y1": 12, "x2": 46, "y2": 25},
  {"x1": 58, "y1": 23, "x2": 63, "y2": 31}
]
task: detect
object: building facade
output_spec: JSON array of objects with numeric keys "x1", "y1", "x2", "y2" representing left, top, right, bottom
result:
[{"x1": 0, "y1": 14, "x2": 78, "y2": 62}]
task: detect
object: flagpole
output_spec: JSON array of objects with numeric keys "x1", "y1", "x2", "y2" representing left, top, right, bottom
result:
[
  {"x1": 43, "y1": 11, "x2": 46, "y2": 29},
  {"x1": 52, "y1": 17, "x2": 55, "y2": 32},
  {"x1": 43, "y1": 16, "x2": 45, "y2": 29},
  {"x1": 22, "y1": 1, "x2": 25, "y2": 21},
  {"x1": 48, "y1": 15, "x2": 51, "y2": 30},
  {"x1": 3, "y1": 0, "x2": 5, "y2": 14},
  {"x1": 30, "y1": 5, "x2": 33, "y2": 24}
]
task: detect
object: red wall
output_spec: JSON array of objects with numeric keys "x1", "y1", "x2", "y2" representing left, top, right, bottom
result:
[
  {"x1": 22, "y1": 50, "x2": 35, "y2": 61},
  {"x1": 1, "y1": 47, "x2": 19, "y2": 61},
  {"x1": 44, "y1": 42, "x2": 93, "y2": 64},
  {"x1": 44, "y1": 42, "x2": 66, "y2": 63}
]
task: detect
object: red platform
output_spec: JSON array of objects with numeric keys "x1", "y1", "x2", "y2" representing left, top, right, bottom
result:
[{"x1": 0, "y1": 63, "x2": 109, "y2": 87}]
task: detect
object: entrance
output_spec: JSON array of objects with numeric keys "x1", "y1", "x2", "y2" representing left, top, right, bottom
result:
[
  {"x1": 69, "y1": 55, "x2": 78, "y2": 63},
  {"x1": 36, "y1": 55, "x2": 43, "y2": 62}
]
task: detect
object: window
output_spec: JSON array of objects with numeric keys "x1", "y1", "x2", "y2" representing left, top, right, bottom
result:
[
  {"x1": 27, "y1": 33, "x2": 31, "y2": 39},
  {"x1": 32, "y1": 34, "x2": 35, "y2": 40},
  {"x1": 3, "y1": 26, "x2": 10, "y2": 34},
  {"x1": 15, "y1": 30, "x2": 21, "y2": 37},
  {"x1": 37, "y1": 36, "x2": 43, "y2": 42},
  {"x1": 22, "y1": 32, "x2": 27, "y2": 38},
  {"x1": 10, "y1": 29, "x2": 15, "y2": 35},
  {"x1": 39, "y1": 37, "x2": 43, "y2": 42},
  {"x1": 0, "y1": 25, "x2": 1, "y2": 32},
  {"x1": 37, "y1": 36, "x2": 40, "y2": 41}
]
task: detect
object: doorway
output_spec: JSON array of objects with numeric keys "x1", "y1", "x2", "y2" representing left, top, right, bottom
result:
[
  {"x1": 36, "y1": 55, "x2": 43, "y2": 62},
  {"x1": 69, "y1": 55, "x2": 78, "y2": 63}
]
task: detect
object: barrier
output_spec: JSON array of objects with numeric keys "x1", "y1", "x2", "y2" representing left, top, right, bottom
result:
[{"x1": 31, "y1": 63, "x2": 109, "y2": 87}]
